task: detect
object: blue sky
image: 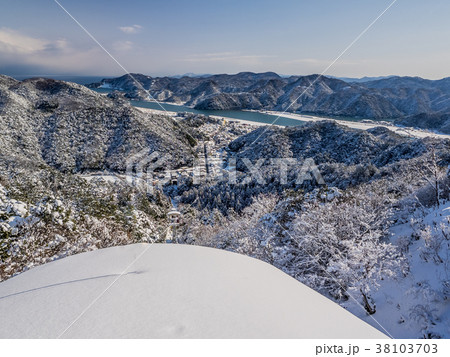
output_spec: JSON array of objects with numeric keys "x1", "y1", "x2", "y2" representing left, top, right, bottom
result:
[{"x1": 1, "y1": 0, "x2": 449, "y2": 78}]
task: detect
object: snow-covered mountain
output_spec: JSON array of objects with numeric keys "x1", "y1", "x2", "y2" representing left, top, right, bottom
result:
[
  {"x1": 0, "y1": 75, "x2": 198, "y2": 282},
  {"x1": 0, "y1": 75, "x2": 194, "y2": 172},
  {"x1": 88, "y1": 73, "x2": 450, "y2": 132},
  {"x1": 1, "y1": 74, "x2": 449, "y2": 338}
]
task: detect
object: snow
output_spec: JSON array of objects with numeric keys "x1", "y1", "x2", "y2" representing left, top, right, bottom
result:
[
  {"x1": 344, "y1": 202, "x2": 450, "y2": 338},
  {"x1": 135, "y1": 106, "x2": 179, "y2": 118},
  {"x1": 79, "y1": 173, "x2": 122, "y2": 183},
  {"x1": 266, "y1": 111, "x2": 450, "y2": 139},
  {"x1": 0, "y1": 244, "x2": 387, "y2": 338}
]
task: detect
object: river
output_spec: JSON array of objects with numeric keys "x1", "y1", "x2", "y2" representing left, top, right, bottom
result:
[{"x1": 92, "y1": 88, "x2": 375, "y2": 127}]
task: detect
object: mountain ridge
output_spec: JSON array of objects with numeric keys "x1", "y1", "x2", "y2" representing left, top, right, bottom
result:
[
  {"x1": 0, "y1": 75, "x2": 194, "y2": 173},
  {"x1": 87, "y1": 72, "x2": 450, "y2": 132}
]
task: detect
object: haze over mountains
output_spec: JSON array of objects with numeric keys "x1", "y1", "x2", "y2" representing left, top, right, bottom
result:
[{"x1": 89, "y1": 72, "x2": 450, "y2": 134}]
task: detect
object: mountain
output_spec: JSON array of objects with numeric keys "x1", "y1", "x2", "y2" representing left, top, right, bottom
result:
[
  {"x1": 0, "y1": 75, "x2": 198, "y2": 283},
  {"x1": 228, "y1": 121, "x2": 431, "y2": 169},
  {"x1": 0, "y1": 75, "x2": 195, "y2": 173},
  {"x1": 226, "y1": 120, "x2": 450, "y2": 190},
  {"x1": 88, "y1": 73, "x2": 450, "y2": 128},
  {"x1": 177, "y1": 120, "x2": 450, "y2": 216},
  {"x1": 361, "y1": 76, "x2": 450, "y2": 116},
  {"x1": 2, "y1": 74, "x2": 449, "y2": 339},
  {"x1": 170, "y1": 73, "x2": 213, "y2": 79},
  {"x1": 336, "y1": 75, "x2": 396, "y2": 83},
  {"x1": 395, "y1": 112, "x2": 450, "y2": 134}
]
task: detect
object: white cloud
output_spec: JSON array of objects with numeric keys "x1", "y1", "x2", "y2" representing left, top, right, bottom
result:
[
  {"x1": 0, "y1": 27, "x2": 119, "y2": 75},
  {"x1": 118, "y1": 25, "x2": 143, "y2": 34},
  {"x1": 112, "y1": 40, "x2": 134, "y2": 52},
  {"x1": 0, "y1": 27, "x2": 49, "y2": 54}
]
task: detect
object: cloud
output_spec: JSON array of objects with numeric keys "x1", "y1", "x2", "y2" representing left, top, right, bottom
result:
[
  {"x1": 0, "y1": 27, "x2": 118, "y2": 75},
  {"x1": 118, "y1": 25, "x2": 143, "y2": 34},
  {"x1": 0, "y1": 27, "x2": 50, "y2": 54},
  {"x1": 112, "y1": 40, "x2": 134, "y2": 51}
]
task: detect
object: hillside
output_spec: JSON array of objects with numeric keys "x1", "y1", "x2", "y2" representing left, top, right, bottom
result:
[
  {"x1": 88, "y1": 73, "x2": 450, "y2": 129},
  {"x1": 176, "y1": 120, "x2": 449, "y2": 214},
  {"x1": 229, "y1": 121, "x2": 431, "y2": 168},
  {"x1": 395, "y1": 113, "x2": 450, "y2": 135},
  {"x1": 0, "y1": 76, "x2": 198, "y2": 281},
  {"x1": 0, "y1": 75, "x2": 194, "y2": 172}
]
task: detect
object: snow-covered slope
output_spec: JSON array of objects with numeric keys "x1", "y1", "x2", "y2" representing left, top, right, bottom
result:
[
  {"x1": 346, "y1": 202, "x2": 450, "y2": 339},
  {"x1": 0, "y1": 75, "x2": 194, "y2": 172},
  {"x1": 0, "y1": 244, "x2": 387, "y2": 338}
]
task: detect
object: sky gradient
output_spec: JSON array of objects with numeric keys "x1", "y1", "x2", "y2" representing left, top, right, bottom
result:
[{"x1": 1, "y1": 0, "x2": 449, "y2": 79}]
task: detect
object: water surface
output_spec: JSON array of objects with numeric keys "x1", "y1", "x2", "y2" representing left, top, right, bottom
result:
[{"x1": 130, "y1": 100, "x2": 305, "y2": 127}]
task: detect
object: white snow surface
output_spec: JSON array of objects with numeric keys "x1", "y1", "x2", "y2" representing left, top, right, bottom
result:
[{"x1": 0, "y1": 244, "x2": 387, "y2": 338}]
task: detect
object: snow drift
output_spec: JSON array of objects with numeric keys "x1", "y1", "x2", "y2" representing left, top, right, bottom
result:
[{"x1": 0, "y1": 244, "x2": 387, "y2": 338}]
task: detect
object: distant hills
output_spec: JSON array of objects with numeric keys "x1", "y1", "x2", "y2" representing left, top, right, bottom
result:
[
  {"x1": 88, "y1": 72, "x2": 450, "y2": 134},
  {"x1": 333, "y1": 75, "x2": 396, "y2": 83},
  {"x1": 170, "y1": 73, "x2": 213, "y2": 79}
]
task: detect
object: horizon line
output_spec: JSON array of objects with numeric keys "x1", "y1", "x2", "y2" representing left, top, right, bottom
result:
[{"x1": 4, "y1": 72, "x2": 450, "y2": 81}]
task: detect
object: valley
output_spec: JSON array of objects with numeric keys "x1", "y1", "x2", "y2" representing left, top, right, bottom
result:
[
  {"x1": 2, "y1": 0, "x2": 450, "y2": 346},
  {"x1": 1, "y1": 74, "x2": 449, "y2": 338}
]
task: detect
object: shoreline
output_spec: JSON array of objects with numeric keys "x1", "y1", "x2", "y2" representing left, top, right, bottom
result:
[
  {"x1": 264, "y1": 110, "x2": 450, "y2": 139},
  {"x1": 134, "y1": 101, "x2": 450, "y2": 139},
  {"x1": 135, "y1": 106, "x2": 269, "y2": 126}
]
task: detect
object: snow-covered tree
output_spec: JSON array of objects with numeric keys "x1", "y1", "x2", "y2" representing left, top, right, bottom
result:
[
  {"x1": 417, "y1": 146, "x2": 448, "y2": 208},
  {"x1": 283, "y1": 187, "x2": 405, "y2": 314}
]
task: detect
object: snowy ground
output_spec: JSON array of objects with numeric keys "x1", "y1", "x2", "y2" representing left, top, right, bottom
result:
[
  {"x1": 0, "y1": 244, "x2": 387, "y2": 338},
  {"x1": 136, "y1": 106, "x2": 179, "y2": 117},
  {"x1": 345, "y1": 202, "x2": 450, "y2": 339},
  {"x1": 265, "y1": 111, "x2": 450, "y2": 139},
  {"x1": 79, "y1": 173, "x2": 122, "y2": 183}
]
